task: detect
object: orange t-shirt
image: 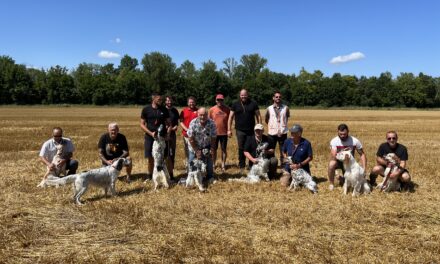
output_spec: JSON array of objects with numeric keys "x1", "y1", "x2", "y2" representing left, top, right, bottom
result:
[{"x1": 208, "y1": 105, "x2": 230, "y2": 136}]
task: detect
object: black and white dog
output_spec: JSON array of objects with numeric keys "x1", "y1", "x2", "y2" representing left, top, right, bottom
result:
[
  {"x1": 284, "y1": 157, "x2": 318, "y2": 194},
  {"x1": 43, "y1": 158, "x2": 131, "y2": 204},
  {"x1": 186, "y1": 148, "x2": 209, "y2": 191},
  {"x1": 229, "y1": 142, "x2": 270, "y2": 184},
  {"x1": 151, "y1": 124, "x2": 171, "y2": 191}
]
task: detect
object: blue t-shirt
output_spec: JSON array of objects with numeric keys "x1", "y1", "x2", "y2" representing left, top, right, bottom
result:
[{"x1": 282, "y1": 137, "x2": 313, "y2": 173}]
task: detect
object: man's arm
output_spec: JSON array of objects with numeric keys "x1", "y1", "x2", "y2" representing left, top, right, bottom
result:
[
  {"x1": 357, "y1": 148, "x2": 367, "y2": 169},
  {"x1": 376, "y1": 156, "x2": 387, "y2": 167},
  {"x1": 255, "y1": 109, "x2": 261, "y2": 124},
  {"x1": 264, "y1": 110, "x2": 269, "y2": 124},
  {"x1": 227, "y1": 110, "x2": 235, "y2": 137},
  {"x1": 244, "y1": 151, "x2": 257, "y2": 164}
]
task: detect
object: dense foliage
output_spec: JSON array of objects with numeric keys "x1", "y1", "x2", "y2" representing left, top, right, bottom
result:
[{"x1": 1, "y1": 53, "x2": 439, "y2": 107}]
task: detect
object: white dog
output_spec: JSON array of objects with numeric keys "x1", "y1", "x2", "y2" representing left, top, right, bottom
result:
[
  {"x1": 37, "y1": 144, "x2": 66, "y2": 188},
  {"x1": 285, "y1": 157, "x2": 317, "y2": 193},
  {"x1": 377, "y1": 153, "x2": 401, "y2": 192},
  {"x1": 229, "y1": 142, "x2": 270, "y2": 184},
  {"x1": 151, "y1": 124, "x2": 171, "y2": 191},
  {"x1": 335, "y1": 149, "x2": 371, "y2": 196},
  {"x1": 186, "y1": 152, "x2": 208, "y2": 192},
  {"x1": 43, "y1": 158, "x2": 130, "y2": 205}
]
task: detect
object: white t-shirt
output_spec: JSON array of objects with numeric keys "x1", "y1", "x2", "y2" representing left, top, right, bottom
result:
[
  {"x1": 39, "y1": 138, "x2": 75, "y2": 162},
  {"x1": 330, "y1": 136, "x2": 363, "y2": 154}
]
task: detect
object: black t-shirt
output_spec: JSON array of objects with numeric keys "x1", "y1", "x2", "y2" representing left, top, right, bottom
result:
[
  {"x1": 230, "y1": 99, "x2": 259, "y2": 132},
  {"x1": 167, "y1": 107, "x2": 179, "y2": 127},
  {"x1": 98, "y1": 133, "x2": 129, "y2": 160},
  {"x1": 141, "y1": 104, "x2": 170, "y2": 136},
  {"x1": 376, "y1": 142, "x2": 408, "y2": 160},
  {"x1": 244, "y1": 134, "x2": 275, "y2": 159}
]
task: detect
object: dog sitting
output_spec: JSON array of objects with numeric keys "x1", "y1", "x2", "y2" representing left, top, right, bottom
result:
[
  {"x1": 377, "y1": 153, "x2": 401, "y2": 192},
  {"x1": 43, "y1": 158, "x2": 130, "y2": 205},
  {"x1": 229, "y1": 142, "x2": 270, "y2": 184},
  {"x1": 186, "y1": 149, "x2": 208, "y2": 192},
  {"x1": 151, "y1": 124, "x2": 171, "y2": 191},
  {"x1": 37, "y1": 144, "x2": 66, "y2": 188},
  {"x1": 335, "y1": 149, "x2": 371, "y2": 196},
  {"x1": 284, "y1": 157, "x2": 317, "y2": 194}
]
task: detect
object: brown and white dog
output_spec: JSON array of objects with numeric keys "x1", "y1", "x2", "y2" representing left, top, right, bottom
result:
[
  {"x1": 377, "y1": 153, "x2": 401, "y2": 192},
  {"x1": 37, "y1": 144, "x2": 66, "y2": 188}
]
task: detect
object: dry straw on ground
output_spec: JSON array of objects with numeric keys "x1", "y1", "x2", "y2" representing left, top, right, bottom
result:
[{"x1": 1, "y1": 106, "x2": 439, "y2": 263}]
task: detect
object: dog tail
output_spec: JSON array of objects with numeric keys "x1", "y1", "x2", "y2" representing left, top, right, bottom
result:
[{"x1": 45, "y1": 174, "x2": 78, "y2": 186}]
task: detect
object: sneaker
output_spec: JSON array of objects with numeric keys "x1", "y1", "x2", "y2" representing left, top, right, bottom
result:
[{"x1": 329, "y1": 184, "x2": 335, "y2": 191}]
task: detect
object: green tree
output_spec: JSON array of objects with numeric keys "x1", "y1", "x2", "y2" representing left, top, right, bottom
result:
[
  {"x1": 141, "y1": 52, "x2": 177, "y2": 95},
  {"x1": 46, "y1": 65, "x2": 77, "y2": 104}
]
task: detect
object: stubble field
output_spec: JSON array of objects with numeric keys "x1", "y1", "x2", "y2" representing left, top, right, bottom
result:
[{"x1": 1, "y1": 106, "x2": 440, "y2": 263}]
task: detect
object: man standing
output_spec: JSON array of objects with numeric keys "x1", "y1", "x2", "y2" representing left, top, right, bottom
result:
[
  {"x1": 187, "y1": 108, "x2": 217, "y2": 184},
  {"x1": 140, "y1": 93, "x2": 170, "y2": 180},
  {"x1": 243, "y1": 124, "x2": 278, "y2": 180},
  {"x1": 328, "y1": 123, "x2": 367, "y2": 191},
  {"x1": 370, "y1": 131, "x2": 411, "y2": 186},
  {"x1": 179, "y1": 96, "x2": 198, "y2": 169},
  {"x1": 209, "y1": 93, "x2": 230, "y2": 172},
  {"x1": 39, "y1": 127, "x2": 78, "y2": 176},
  {"x1": 227, "y1": 89, "x2": 261, "y2": 172},
  {"x1": 98, "y1": 122, "x2": 132, "y2": 182},
  {"x1": 165, "y1": 95, "x2": 179, "y2": 180},
  {"x1": 265, "y1": 91, "x2": 290, "y2": 160}
]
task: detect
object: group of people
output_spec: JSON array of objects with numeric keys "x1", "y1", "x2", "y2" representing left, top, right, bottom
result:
[{"x1": 39, "y1": 89, "x2": 411, "y2": 191}]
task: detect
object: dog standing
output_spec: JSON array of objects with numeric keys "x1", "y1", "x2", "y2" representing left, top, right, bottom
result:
[
  {"x1": 43, "y1": 158, "x2": 130, "y2": 204},
  {"x1": 229, "y1": 142, "x2": 270, "y2": 184},
  {"x1": 37, "y1": 144, "x2": 66, "y2": 188},
  {"x1": 186, "y1": 148, "x2": 208, "y2": 191},
  {"x1": 284, "y1": 157, "x2": 317, "y2": 193},
  {"x1": 335, "y1": 149, "x2": 371, "y2": 196},
  {"x1": 151, "y1": 124, "x2": 171, "y2": 191},
  {"x1": 377, "y1": 153, "x2": 401, "y2": 192}
]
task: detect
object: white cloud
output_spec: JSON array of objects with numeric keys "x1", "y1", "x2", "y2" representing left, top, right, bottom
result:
[
  {"x1": 98, "y1": 50, "x2": 121, "y2": 59},
  {"x1": 330, "y1": 52, "x2": 365, "y2": 64},
  {"x1": 115, "y1": 38, "x2": 121, "y2": 43}
]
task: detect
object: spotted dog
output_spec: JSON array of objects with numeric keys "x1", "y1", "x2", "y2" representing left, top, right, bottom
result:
[
  {"x1": 377, "y1": 153, "x2": 401, "y2": 192},
  {"x1": 37, "y1": 144, "x2": 66, "y2": 188},
  {"x1": 285, "y1": 157, "x2": 317, "y2": 194},
  {"x1": 151, "y1": 124, "x2": 171, "y2": 191},
  {"x1": 229, "y1": 142, "x2": 270, "y2": 184},
  {"x1": 335, "y1": 149, "x2": 371, "y2": 196},
  {"x1": 186, "y1": 148, "x2": 208, "y2": 192}
]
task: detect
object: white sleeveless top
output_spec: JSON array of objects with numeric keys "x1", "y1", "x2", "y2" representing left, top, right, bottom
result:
[{"x1": 267, "y1": 104, "x2": 289, "y2": 136}]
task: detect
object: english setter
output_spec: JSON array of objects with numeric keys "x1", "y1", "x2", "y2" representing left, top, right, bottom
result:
[
  {"x1": 229, "y1": 142, "x2": 270, "y2": 184},
  {"x1": 335, "y1": 149, "x2": 371, "y2": 196},
  {"x1": 37, "y1": 144, "x2": 66, "y2": 188},
  {"x1": 186, "y1": 148, "x2": 208, "y2": 192},
  {"x1": 377, "y1": 153, "x2": 401, "y2": 192},
  {"x1": 43, "y1": 158, "x2": 131, "y2": 205},
  {"x1": 284, "y1": 157, "x2": 317, "y2": 194},
  {"x1": 151, "y1": 124, "x2": 171, "y2": 191}
]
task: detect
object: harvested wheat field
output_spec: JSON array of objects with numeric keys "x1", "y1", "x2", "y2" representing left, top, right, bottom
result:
[{"x1": 1, "y1": 106, "x2": 440, "y2": 263}]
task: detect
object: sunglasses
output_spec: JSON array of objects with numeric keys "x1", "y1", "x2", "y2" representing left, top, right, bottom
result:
[
  {"x1": 387, "y1": 137, "x2": 396, "y2": 140},
  {"x1": 53, "y1": 135, "x2": 62, "y2": 138},
  {"x1": 274, "y1": 96, "x2": 281, "y2": 98},
  {"x1": 216, "y1": 99, "x2": 224, "y2": 101}
]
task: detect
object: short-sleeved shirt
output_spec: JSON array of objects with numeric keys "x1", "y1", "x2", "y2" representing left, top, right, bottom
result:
[
  {"x1": 180, "y1": 107, "x2": 198, "y2": 137},
  {"x1": 209, "y1": 105, "x2": 230, "y2": 136},
  {"x1": 141, "y1": 104, "x2": 169, "y2": 137},
  {"x1": 376, "y1": 142, "x2": 408, "y2": 161},
  {"x1": 187, "y1": 118, "x2": 217, "y2": 152},
  {"x1": 330, "y1": 136, "x2": 363, "y2": 155},
  {"x1": 244, "y1": 135, "x2": 275, "y2": 159},
  {"x1": 282, "y1": 137, "x2": 313, "y2": 173},
  {"x1": 98, "y1": 133, "x2": 129, "y2": 161},
  {"x1": 39, "y1": 137, "x2": 75, "y2": 162},
  {"x1": 230, "y1": 99, "x2": 259, "y2": 132}
]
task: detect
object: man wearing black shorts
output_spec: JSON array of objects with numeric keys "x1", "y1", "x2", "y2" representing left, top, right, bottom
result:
[
  {"x1": 209, "y1": 94, "x2": 230, "y2": 172},
  {"x1": 140, "y1": 93, "x2": 170, "y2": 180},
  {"x1": 227, "y1": 89, "x2": 261, "y2": 173},
  {"x1": 370, "y1": 130, "x2": 411, "y2": 186}
]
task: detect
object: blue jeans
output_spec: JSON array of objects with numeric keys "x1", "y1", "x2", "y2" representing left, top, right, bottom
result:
[
  {"x1": 66, "y1": 159, "x2": 79, "y2": 175},
  {"x1": 188, "y1": 150, "x2": 214, "y2": 180}
]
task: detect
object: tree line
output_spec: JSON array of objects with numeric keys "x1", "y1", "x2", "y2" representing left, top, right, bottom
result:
[{"x1": 1, "y1": 53, "x2": 439, "y2": 107}]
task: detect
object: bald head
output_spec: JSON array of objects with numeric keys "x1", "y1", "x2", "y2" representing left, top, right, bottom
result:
[
  {"x1": 240, "y1": 89, "x2": 249, "y2": 102},
  {"x1": 108, "y1": 122, "x2": 119, "y2": 140},
  {"x1": 197, "y1": 107, "x2": 208, "y2": 124}
]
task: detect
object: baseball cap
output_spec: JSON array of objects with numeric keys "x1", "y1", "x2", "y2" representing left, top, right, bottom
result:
[
  {"x1": 254, "y1": 124, "x2": 264, "y2": 131},
  {"x1": 216, "y1": 94, "x2": 224, "y2": 100},
  {"x1": 289, "y1": 124, "x2": 303, "y2": 133}
]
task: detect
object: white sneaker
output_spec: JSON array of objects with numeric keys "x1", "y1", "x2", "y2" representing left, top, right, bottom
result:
[{"x1": 328, "y1": 184, "x2": 334, "y2": 191}]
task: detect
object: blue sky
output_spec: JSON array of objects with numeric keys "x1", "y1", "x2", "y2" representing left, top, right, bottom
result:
[{"x1": 1, "y1": 0, "x2": 439, "y2": 77}]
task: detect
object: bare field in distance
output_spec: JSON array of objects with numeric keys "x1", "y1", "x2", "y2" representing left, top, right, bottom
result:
[{"x1": 1, "y1": 106, "x2": 440, "y2": 263}]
